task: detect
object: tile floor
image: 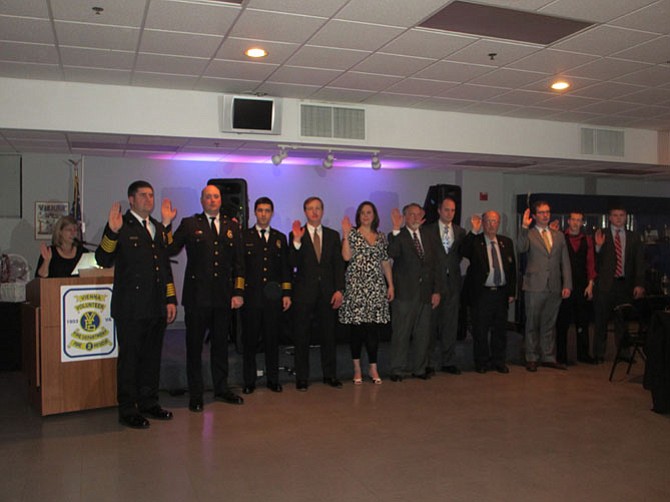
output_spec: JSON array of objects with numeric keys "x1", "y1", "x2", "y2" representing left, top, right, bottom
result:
[{"x1": 1, "y1": 352, "x2": 669, "y2": 502}]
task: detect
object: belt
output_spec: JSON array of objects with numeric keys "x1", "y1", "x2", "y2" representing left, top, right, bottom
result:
[
  {"x1": 484, "y1": 286, "x2": 505, "y2": 291},
  {"x1": 614, "y1": 276, "x2": 626, "y2": 281}
]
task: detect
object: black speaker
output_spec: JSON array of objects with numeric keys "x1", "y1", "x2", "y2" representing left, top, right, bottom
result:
[
  {"x1": 423, "y1": 184, "x2": 462, "y2": 225},
  {"x1": 207, "y1": 178, "x2": 249, "y2": 228}
]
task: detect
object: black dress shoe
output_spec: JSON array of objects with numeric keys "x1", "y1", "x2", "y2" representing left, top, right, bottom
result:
[
  {"x1": 441, "y1": 365, "x2": 462, "y2": 375},
  {"x1": 140, "y1": 406, "x2": 173, "y2": 420},
  {"x1": 188, "y1": 400, "x2": 203, "y2": 413},
  {"x1": 214, "y1": 391, "x2": 244, "y2": 405},
  {"x1": 475, "y1": 365, "x2": 488, "y2": 374},
  {"x1": 267, "y1": 382, "x2": 283, "y2": 393},
  {"x1": 390, "y1": 374, "x2": 403, "y2": 382},
  {"x1": 541, "y1": 361, "x2": 567, "y2": 370},
  {"x1": 323, "y1": 377, "x2": 343, "y2": 388},
  {"x1": 412, "y1": 373, "x2": 430, "y2": 380},
  {"x1": 425, "y1": 366, "x2": 436, "y2": 377},
  {"x1": 242, "y1": 386, "x2": 255, "y2": 395},
  {"x1": 577, "y1": 356, "x2": 597, "y2": 365},
  {"x1": 526, "y1": 361, "x2": 538, "y2": 372},
  {"x1": 296, "y1": 380, "x2": 308, "y2": 392},
  {"x1": 494, "y1": 364, "x2": 510, "y2": 374},
  {"x1": 119, "y1": 414, "x2": 150, "y2": 429}
]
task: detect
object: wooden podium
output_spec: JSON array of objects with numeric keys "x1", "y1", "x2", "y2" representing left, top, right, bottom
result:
[{"x1": 22, "y1": 274, "x2": 117, "y2": 416}]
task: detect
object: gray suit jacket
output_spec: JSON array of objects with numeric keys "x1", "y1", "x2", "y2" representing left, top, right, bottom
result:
[{"x1": 518, "y1": 226, "x2": 572, "y2": 293}]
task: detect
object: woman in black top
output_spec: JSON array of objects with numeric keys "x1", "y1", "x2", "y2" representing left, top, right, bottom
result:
[{"x1": 36, "y1": 215, "x2": 88, "y2": 278}]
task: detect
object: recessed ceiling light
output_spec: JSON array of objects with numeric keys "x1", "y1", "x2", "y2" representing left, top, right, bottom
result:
[
  {"x1": 245, "y1": 48, "x2": 268, "y2": 58},
  {"x1": 551, "y1": 80, "x2": 570, "y2": 91}
]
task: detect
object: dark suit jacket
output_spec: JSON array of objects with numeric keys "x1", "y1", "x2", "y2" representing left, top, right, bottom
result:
[
  {"x1": 461, "y1": 233, "x2": 517, "y2": 300},
  {"x1": 289, "y1": 225, "x2": 345, "y2": 303},
  {"x1": 95, "y1": 211, "x2": 177, "y2": 320},
  {"x1": 424, "y1": 221, "x2": 466, "y2": 294},
  {"x1": 387, "y1": 227, "x2": 440, "y2": 304},
  {"x1": 595, "y1": 228, "x2": 645, "y2": 294},
  {"x1": 167, "y1": 212, "x2": 244, "y2": 309},
  {"x1": 243, "y1": 227, "x2": 291, "y2": 308}
]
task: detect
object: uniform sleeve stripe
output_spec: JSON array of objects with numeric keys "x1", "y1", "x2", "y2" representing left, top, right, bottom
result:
[
  {"x1": 166, "y1": 283, "x2": 176, "y2": 297},
  {"x1": 100, "y1": 235, "x2": 117, "y2": 253},
  {"x1": 235, "y1": 277, "x2": 245, "y2": 290},
  {"x1": 281, "y1": 282, "x2": 292, "y2": 290}
]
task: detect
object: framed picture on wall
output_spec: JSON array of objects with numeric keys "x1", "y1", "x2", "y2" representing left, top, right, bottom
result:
[{"x1": 35, "y1": 201, "x2": 69, "y2": 240}]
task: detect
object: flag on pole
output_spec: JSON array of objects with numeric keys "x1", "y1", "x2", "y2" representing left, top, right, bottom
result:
[{"x1": 69, "y1": 159, "x2": 82, "y2": 238}]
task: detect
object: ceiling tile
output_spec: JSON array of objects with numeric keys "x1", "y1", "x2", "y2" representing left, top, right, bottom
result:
[
  {"x1": 446, "y1": 39, "x2": 541, "y2": 67},
  {"x1": 216, "y1": 38, "x2": 299, "y2": 64},
  {"x1": 614, "y1": 65, "x2": 670, "y2": 86},
  {"x1": 230, "y1": 9, "x2": 325, "y2": 43},
  {"x1": 611, "y1": 36, "x2": 670, "y2": 64},
  {"x1": 578, "y1": 100, "x2": 643, "y2": 115},
  {"x1": 583, "y1": 115, "x2": 641, "y2": 127},
  {"x1": 363, "y1": 93, "x2": 428, "y2": 107},
  {"x1": 55, "y1": 21, "x2": 140, "y2": 51},
  {"x1": 0, "y1": 16, "x2": 55, "y2": 44},
  {"x1": 146, "y1": 0, "x2": 239, "y2": 34},
  {"x1": 194, "y1": 76, "x2": 259, "y2": 93},
  {"x1": 246, "y1": 0, "x2": 348, "y2": 17},
  {"x1": 204, "y1": 59, "x2": 277, "y2": 80},
  {"x1": 487, "y1": 89, "x2": 556, "y2": 106},
  {"x1": 565, "y1": 57, "x2": 651, "y2": 80},
  {"x1": 532, "y1": 94, "x2": 600, "y2": 111},
  {"x1": 0, "y1": 61, "x2": 62, "y2": 80},
  {"x1": 522, "y1": 74, "x2": 598, "y2": 93},
  {"x1": 547, "y1": 110, "x2": 603, "y2": 123},
  {"x1": 617, "y1": 87, "x2": 670, "y2": 106},
  {"x1": 569, "y1": 81, "x2": 645, "y2": 100},
  {"x1": 615, "y1": 104, "x2": 670, "y2": 118},
  {"x1": 352, "y1": 53, "x2": 434, "y2": 77},
  {"x1": 52, "y1": 0, "x2": 148, "y2": 27},
  {"x1": 335, "y1": 0, "x2": 448, "y2": 28},
  {"x1": 438, "y1": 84, "x2": 508, "y2": 100},
  {"x1": 267, "y1": 66, "x2": 340, "y2": 86},
  {"x1": 327, "y1": 72, "x2": 402, "y2": 91},
  {"x1": 469, "y1": 0, "x2": 555, "y2": 10},
  {"x1": 60, "y1": 47, "x2": 135, "y2": 69},
  {"x1": 385, "y1": 78, "x2": 457, "y2": 96},
  {"x1": 308, "y1": 19, "x2": 404, "y2": 52},
  {"x1": 135, "y1": 53, "x2": 209, "y2": 75},
  {"x1": 254, "y1": 82, "x2": 321, "y2": 99},
  {"x1": 64, "y1": 66, "x2": 132, "y2": 85},
  {"x1": 0, "y1": 41, "x2": 59, "y2": 64},
  {"x1": 610, "y1": 1, "x2": 670, "y2": 34},
  {"x1": 132, "y1": 72, "x2": 198, "y2": 90},
  {"x1": 503, "y1": 107, "x2": 561, "y2": 119},
  {"x1": 380, "y1": 29, "x2": 477, "y2": 59},
  {"x1": 461, "y1": 102, "x2": 521, "y2": 115},
  {"x1": 3, "y1": 130, "x2": 67, "y2": 140},
  {"x1": 309, "y1": 87, "x2": 376, "y2": 103},
  {"x1": 538, "y1": 0, "x2": 658, "y2": 23},
  {"x1": 553, "y1": 25, "x2": 659, "y2": 56},
  {"x1": 508, "y1": 49, "x2": 598, "y2": 73},
  {"x1": 414, "y1": 61, "x2": 493, "y2": 82},
  {"x1": 140, "y1": 30, "x2": 223, "y2": 58},
  {"x1": 410, "y1": 97, "x2": 477, "y2": 112},
  {"x1": 469, "y1": 68, "x2": 546, "y2": 88},
  {"x1": 0, "y1": 0, "x2": 50, "y2": 18},
  {"x1": 286, "y1": 45, "x2": 369, "y2": 70}
]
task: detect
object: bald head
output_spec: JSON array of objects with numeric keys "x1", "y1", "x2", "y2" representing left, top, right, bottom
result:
[{"x1": 201, "y1": 184, "x2": 222, "y2": 216}]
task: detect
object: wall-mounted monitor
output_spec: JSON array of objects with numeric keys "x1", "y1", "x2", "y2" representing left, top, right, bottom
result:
[{"x1": 220, "y1": 95, "x2": 282, "y2": 135}]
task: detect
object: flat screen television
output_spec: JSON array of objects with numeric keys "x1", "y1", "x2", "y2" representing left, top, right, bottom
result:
[{"x1": 220, "y1": 95, "x2": 282, "y2": 135}]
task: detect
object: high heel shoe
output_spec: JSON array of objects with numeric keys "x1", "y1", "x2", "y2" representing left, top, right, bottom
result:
[
  {"x1": 370, "y1": 376, "x2": 382, "y2": 385},
  {"x1": 353, "y1": 376, "x2": 363, "y2": 385}
]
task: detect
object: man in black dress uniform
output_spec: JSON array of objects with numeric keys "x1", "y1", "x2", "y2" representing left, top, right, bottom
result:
[
  {"x1": 241, "y1": 197, "x2": 291, "y2": 394},
  {"x1": 289, "y1": 196, "x2": 345, "y2": 391},
  {"x1": 95, "y1": 180, "x2": 177, "y2": 429},
  {"x1": 164, "y1": 184, "x2": 245, "y2": 412}
]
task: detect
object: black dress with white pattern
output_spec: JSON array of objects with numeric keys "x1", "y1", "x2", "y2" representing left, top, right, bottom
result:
[{"x1": 339, "y1": 229, "x2": 390, "y2": 325}]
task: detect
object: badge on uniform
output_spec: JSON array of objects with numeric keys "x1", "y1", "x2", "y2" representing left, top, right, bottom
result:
[
  {"x1": 195, "y1": 230, "x2": 204, "y2": 236},
  {"x1": 276, "y1": 239, "x2": 281, "y2": 249},
  {"x1": 227, "y1": 229, "x2": 233, "y2": 239}
]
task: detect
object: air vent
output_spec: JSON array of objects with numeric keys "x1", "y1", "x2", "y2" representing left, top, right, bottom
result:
[
  {"x1": 301, "y1": 104, "x2": 365, "y2": 140},
  {"x1": 455, "y1": 160, "x2": 536, "y2": 168},
  {"x1": 581, "y1": 128, "x2": 624, "y2": 157}
]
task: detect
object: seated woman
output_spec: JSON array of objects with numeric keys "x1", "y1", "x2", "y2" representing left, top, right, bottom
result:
[{"x1": 36, "y1": 215, "x2": 88, "y2": 278}]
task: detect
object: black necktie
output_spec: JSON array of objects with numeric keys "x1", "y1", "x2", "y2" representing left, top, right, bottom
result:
[
  {"x1": 210, "y1": 216, "x2": 218, "y2": 237},
  {"x1": 142, "y1": 219, "x2": 152, "y2": 239},
  {"x1": 491, "y1": 240, "x2": 502, "y2": 286},
  {"x1": 260, "y1": 228, "x2": 266, "y2": 242}
]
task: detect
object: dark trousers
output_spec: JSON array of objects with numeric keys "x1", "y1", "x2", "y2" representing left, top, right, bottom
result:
[
  {"x1": 556, "y1": 291, "x2": 592, "y2": 363},
  {"x1": 291, "y1": 293, "x2": 337, "y2": 381},
  {"x1": 184, "y1": 306, "x2": 231, "y2": 398},
  {"x1": 241, "y1": 300, "x2": 281, "y2": 387},
  {"x1": 593, "y1": 281, "x2": 632, "y2": 359},
  {"x1": 471, "y1": 288, "x2": 508, "y2": 367},
  {"x1": 349, "y1": 323, "x2": 382, "y2": 364},
  {"x1": 115, "y1": 316, "x2": 166, "y2": 418}
]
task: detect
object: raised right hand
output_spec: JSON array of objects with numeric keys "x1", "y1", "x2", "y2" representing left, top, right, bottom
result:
[
  {"x1": 594, "y1": 228, "x2": 605, "y2": 247},
  {"x1": 109, "y1": 202, "x2": 123, "y2": 232},
  {"x1": 292, "y1": 219, "x2": 305, "y2": 241},
  {"x1": 390, "y1": 208, "x2": 403, "y2": 230},
  {"x1": 470, "y1": 214, "x2": 482, "y2": 233},
  {"x1": 39, "y1": 242, "x2": 52, "y2": 262},
  {"x1": 522, "y1": 208, "x2": 532, "y2": 228},
  {"x1": 341, "y1": 215, "x2": 353, "y2": 236}
]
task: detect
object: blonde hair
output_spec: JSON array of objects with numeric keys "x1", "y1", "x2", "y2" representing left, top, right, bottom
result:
[{"x1": 52, "y1": 215, "x2": 78, "y2": 247}]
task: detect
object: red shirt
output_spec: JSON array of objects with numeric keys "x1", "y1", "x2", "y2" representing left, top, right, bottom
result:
[{"x1": 565, "y1": 230, "x2": 597, "y2": 281}]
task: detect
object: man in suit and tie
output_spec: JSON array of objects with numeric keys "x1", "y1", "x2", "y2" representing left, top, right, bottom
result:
[
  {"x1": 289, "y1": 196, "x2": 345, "y2": 391},
  {"x1": 462, "y1": 211, "x2": 517, "y2": 373},
  {"x1": 388, "y1": 203, "x2": 441, "y2": 381},
  {"x1": 241, "y1": 197, "x2": 291, "y2": 394},
  {"x1": 593, "y1": 205, "x2": 645, "y2": 362},
  {"x1": 95, "y1": 180, "x2": 177, "y2": 429},
  {"x1": 518, "y1": 201, "x2": 572, "y2": 372},
  {"x1": 425, "y1": 197, "x2": 466, "y2": 375},
  {"x1": 163, "y1": 184, "x2": 245, "y2": 412}
]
